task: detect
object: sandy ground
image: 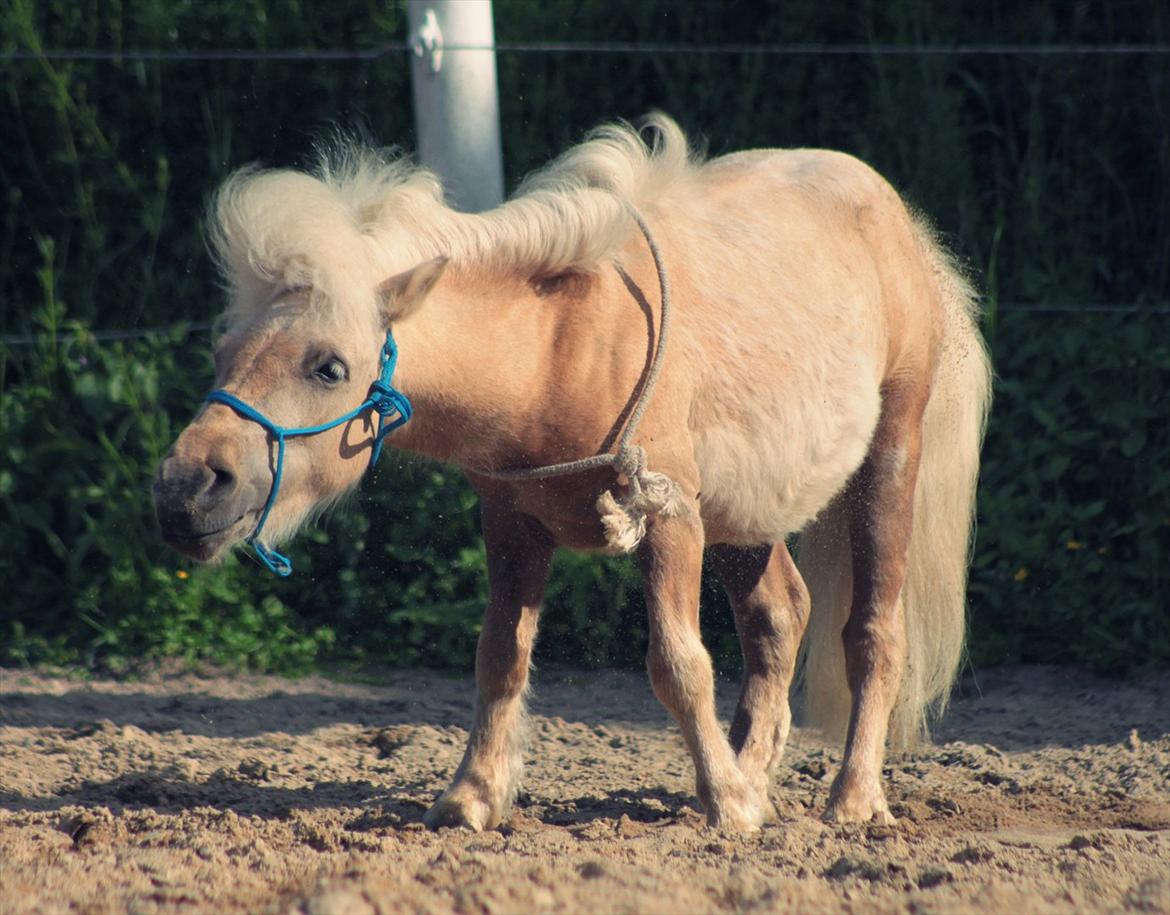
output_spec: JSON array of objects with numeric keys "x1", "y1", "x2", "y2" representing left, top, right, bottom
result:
[{"x1": 1, "y1": 664, "x2": 1167, "y2": 914}]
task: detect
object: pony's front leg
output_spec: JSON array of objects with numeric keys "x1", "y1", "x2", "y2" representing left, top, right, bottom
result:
[
  {"x1": 424, "y1": 504, "x2": 554, "y2": 831},
  {"x1": 639, "y1": 511, "x2": 771, "y2": 831}
]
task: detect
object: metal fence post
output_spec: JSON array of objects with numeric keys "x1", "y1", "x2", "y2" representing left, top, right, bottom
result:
[{"x1": 407, "y1": 0, "x2": 505, "y2": 213}]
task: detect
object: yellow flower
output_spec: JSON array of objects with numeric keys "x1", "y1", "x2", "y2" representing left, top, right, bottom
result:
[
  {"x1": 176, "y1": 569, "x2": 189, "y2": 580},
  {"x1": 1066, "y1": 540, "x2": 1084, "y2": 551},
  {"x1": 1013, "y1": 567, "x2": 1029, "y2": 582}
]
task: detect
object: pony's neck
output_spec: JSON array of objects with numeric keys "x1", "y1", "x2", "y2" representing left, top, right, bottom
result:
[
  {"x1": 383, "y1": 262, "x2": 641, "y2": 478},
  {"x1": 386, "y1": 268, "x2": 555, "y2": 471}
]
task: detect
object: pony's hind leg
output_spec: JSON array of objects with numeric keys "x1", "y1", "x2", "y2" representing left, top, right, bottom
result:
[
  {"x1": 824, "y1": 379, "x2": 928, "y2": 825},
  {"x1": 639, "y1": 511, "x2": 770, "y2": 831},
  {"x1": 709, "y1": 543, "x2": 810, "y2": 801},
  {"x1": 424, "y1": 502, "x2": 554, "y2": 831}
]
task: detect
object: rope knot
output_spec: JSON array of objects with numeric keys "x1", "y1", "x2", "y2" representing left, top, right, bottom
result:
[
  {"x1": 368, "y1": 380, "x2": 399, "y2": 416},
  {"x1": 614, "y1": 444, "x2": 646, "y2": 483},
  {"x1": 595, "y1": 447, "x2": 687, "y2": 553},
  {"x1": 366, "y1": 353, "x2": 412, "y2": 468}
]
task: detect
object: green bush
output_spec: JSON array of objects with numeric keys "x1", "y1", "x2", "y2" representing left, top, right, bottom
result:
[
  {"x1": 971, "y1": 313, "x2": 1170, "y2": 671},
  {"x1": 2, "y1": 0, "x2": 1167, "y2": 675}
]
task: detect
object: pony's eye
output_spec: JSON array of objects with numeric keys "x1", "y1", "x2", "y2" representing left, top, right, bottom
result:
[{"x1": 313, "y1": 358, "x2": 348, "y2": 385}]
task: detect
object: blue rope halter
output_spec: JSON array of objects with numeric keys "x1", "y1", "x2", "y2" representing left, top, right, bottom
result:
[{"x1": 204, "y1": 330, "x2": 412, "y2": 576}]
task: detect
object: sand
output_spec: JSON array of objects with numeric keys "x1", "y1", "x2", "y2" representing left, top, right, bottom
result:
[{"x1": 1, "y1": 664, "x2": 1167, "y2": 914}]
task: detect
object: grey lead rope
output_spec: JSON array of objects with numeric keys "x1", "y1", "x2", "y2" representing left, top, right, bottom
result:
[{"x1": 478, "y1": 206, "x2": 687, "y2": 552}]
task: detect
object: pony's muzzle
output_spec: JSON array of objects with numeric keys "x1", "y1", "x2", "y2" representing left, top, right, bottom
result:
[{"x1": 153, "y1": 448, "x2": 253, "y2": 560}]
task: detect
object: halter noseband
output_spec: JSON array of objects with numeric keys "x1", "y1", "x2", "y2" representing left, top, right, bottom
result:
[{"x1": 204, "y1": 330, "x2": 411, "y2": 576}]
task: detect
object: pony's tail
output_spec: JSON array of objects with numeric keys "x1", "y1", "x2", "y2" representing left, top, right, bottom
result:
[{"x1": 796, "y1": 228, "x2": 992, "y2": 749}]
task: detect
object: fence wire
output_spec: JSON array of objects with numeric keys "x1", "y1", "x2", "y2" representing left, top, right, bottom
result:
[{"x1": 2, "y1": 42, "x2": 1168, "y2": 63}]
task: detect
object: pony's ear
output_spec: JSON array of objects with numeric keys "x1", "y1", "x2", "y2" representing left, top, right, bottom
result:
[{"x1": 377, "y1": 256, "x2": 449, "y2": 324}]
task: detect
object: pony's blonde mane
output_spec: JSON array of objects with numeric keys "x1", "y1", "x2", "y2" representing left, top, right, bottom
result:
[{"x1": 210, "y1": 114, "x2": 698, "y2": 331}]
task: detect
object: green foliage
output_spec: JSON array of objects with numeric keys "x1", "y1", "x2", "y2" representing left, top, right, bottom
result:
[
  {"x1": 971, "y1": 313, "x2": 1170, "y2": 672},
  {"x1": 1, "y1": 0, "x2": 1167, "y2": 675}
]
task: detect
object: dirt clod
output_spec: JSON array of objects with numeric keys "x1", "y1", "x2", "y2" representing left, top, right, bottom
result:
[{"x1": 918, "y1": 866, "x2": 954, "y2": 889}]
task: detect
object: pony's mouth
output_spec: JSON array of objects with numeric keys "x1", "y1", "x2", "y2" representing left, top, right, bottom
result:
[{"x1": 160, "y1": 512, "x2": 254, "y2": 560}]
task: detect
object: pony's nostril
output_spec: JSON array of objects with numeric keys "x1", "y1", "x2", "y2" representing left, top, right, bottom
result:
[{"x1": 208, "y1": 463, "x2": 236, "y2": 494}]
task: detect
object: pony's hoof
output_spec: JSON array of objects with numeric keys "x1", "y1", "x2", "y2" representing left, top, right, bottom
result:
[
  {"x1": 822, "y1": 783, "x2": 896, "y2": 826},
  {"x1": 423, "y1": 789, "x2": 497, "y2": 832},
  {"x1": 705, "y1": 782, "x2": 770, "y2": 832}
]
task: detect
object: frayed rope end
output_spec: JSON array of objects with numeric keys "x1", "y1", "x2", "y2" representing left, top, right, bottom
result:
[{"x1": 596, "y1": 454, "x2": 688, "y2": 553}]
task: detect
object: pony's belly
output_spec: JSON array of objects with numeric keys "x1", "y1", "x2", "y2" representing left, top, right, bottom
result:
[{"x1": 694, "y1": 388, "x2": 881, "y2": 545}]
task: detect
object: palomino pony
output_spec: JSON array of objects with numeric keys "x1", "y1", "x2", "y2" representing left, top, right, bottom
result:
[{"x1": 154, "y1": 115, "x2": 991, "y2": 831}]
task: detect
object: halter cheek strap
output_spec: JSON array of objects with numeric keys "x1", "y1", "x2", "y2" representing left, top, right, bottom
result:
[{"x1": 205, "y1": 330, "x2": 411, "y2": 576}]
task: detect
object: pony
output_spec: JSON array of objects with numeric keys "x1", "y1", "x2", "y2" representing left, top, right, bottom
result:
[{"x1": 154, "y1": 115, "x2": 992, "y2": 831}]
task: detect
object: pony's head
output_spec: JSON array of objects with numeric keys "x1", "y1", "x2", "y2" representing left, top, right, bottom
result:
[{"x1": 153, "y1": 255, "x2": 447, "y2": 563}]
